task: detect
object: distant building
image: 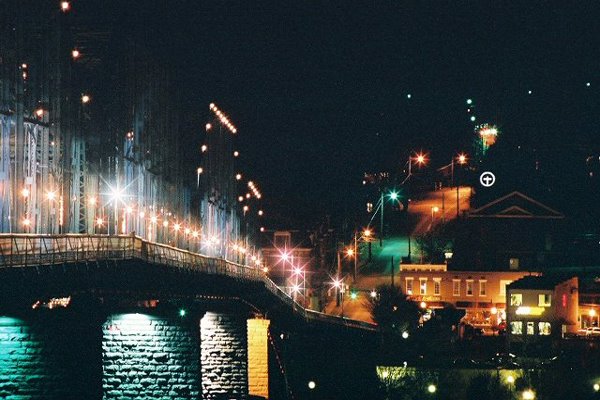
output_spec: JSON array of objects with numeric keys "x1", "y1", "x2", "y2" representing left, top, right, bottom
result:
[
  {"x1": 398, "y1": 263, "x2": 536, "y2": 330},
  {"x1": 459, "y1": 191, "x2": 565, "y2": 270},
  {"x1": 506, "y1": 276, "x2": 578, "y2": 353}
]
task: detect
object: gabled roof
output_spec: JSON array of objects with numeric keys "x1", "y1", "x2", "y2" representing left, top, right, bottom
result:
[{"x1": 469, "y1": 191, "x2": 564, "y2": 219}]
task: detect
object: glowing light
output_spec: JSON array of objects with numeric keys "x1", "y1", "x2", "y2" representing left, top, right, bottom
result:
[
  {"x1": 507, "y1": 375, "x2": 515, "y2": 384},
  {"x1": 522, "y1": 389, "x2": 535, "y2": 399},
  {"x1": 364, "y1": 229, "x2": 372, "y2": 237},
  {"x1": 179, "y1": 309, "x2": 186, "y2": 317},
  {"x1": 246, "y1": 193, "x2": 251, "y2": 199},
  {"x1": 184, "y1": 228, "x2": 190, "y2": 235},
  {"x1": 201, "y1": 144, "x2": 207, "y2": 152},
  {"x1": 88, "y1": 197, "x2": 97, "y2": 205},
  {"x1": 470, "y1": 116, "x2": 476, "y2": 122},
  {"x1": 291, "y1": 284, "x2": 301, "y2": 293},
  {"x1": 528, "y1": 90, "x2": 532, "y2": 95},
  {"x1": 346, "y1": 248, "x2": 354, "y2": 256},
  {"x1": 515, "y1": 306, "x2": 544, "y2": 316},
  {"x1": 415, "y1": 153, "x2": 426, "y2": 164},
  {"x1": 402, "y1": 331, "x2": 409, "y2": 339},
  {"x1": 150, "y1": 216, "x2": 158, "y2": 224},
  {"x1": 262, "y1": 266, "x2": 269, "y2": 273},
  {"x1": 370, "y1": 290, "x2": 377, "y2": 298},
  {"x1": 258, "y1": 210, "x2": 264, "y2": 216},
  {"x1": 173, "y1": 223, "x2": 181, "y2": 231},
  {"x1": 60, "y1": 1, "x2": 70, "y2": 12},
  {"x1": 308, "y1": 381, "x2": 316, "y2": 390},
  {"x1": 491, "y1": 307, "x2": 498, "y2": 315},
  {"x1": 293, "y1": 267, "x2": 302, "y2": 275},
  {"x1": 96, "y1": 217, "x2": 103, "y2": 226},
  {"x1": 587, "y1": 82, "x2": 591, "y2": 87},
  {"x1": 81, "y1": 94, "x2": 90, "y2": 104},
  {"x1": 389, "y1": 191, "x2": 398, "y2": 200},
  {"x1": 236, "y1": 174, "x2": 242, "y2": 180},
  {"x1": 594, "y1": 383, "x2": 600, "y2": 392},
  {"x1": 238, "y1": 196, "x2": 244, "y2": 202},
  {"x1": 192, "y1": 231, "x2": 199, "y2": 238},
  {"x1": 126, "y1": 206, "x2": 133, "y2": 214},
  {"x1": 46, "y1": 191, "x2": 56, "y2": 201},
  {"x1": 162, "y1": 220, "x2": 169, "y2": 228},
  {"x1": 427, "y1": 384, "x2": 436, "y2": 394},
  {"x1": 21, "y1": 188, "x2": 29, "y2": 197},
  {"x1": 466, "y1": 98, "x2": 473, "y2": 105},
  {"x1": 280, "y1": 252, "x2": 289, "y2": 262},
  {"x1": 71, "y1": 49, "x2": 80, "y2": 59},
  {"x1": 407, "y1": 94, "x2": 412, "y2": 99},
  {"x1": 260, "y1": 227, "x2": 265, "y2": 232},
  {"x1": 23, "y1": 218, "x2": 30, "y2": 227},
  {"x1": 205, "y1": 123, "x2": 212, "y2": 130},
  {"x1": 432, "y1": 206, "x2": 439, "y2": 213},
  {"x1": 332, "y1": 279, "x2": 342, "y2": 289},
  {"x1": 591, "y1": 309, "x2": 597, "y2": 317},
  {"x1": 457, "y1": 153, "x2": 467, "y2": 164},
  {"x1": 420, "y1": 301, "x2": 427, "y2": 309},
  {"x1": 35, "y1": 108, "x2": 44, "y2": 117},
  {"x1": 197, "y1": 167, "x2": 203, "y2": 174},
  {"x1": 243, "y1": 205, "x2": 249, "y2": 212},
  {"x1": 139, "y1": 211, "x2": 145, "y2": 218},
  {"x1": 233, "y1": 151, "x2": 239, "y2": 157}
]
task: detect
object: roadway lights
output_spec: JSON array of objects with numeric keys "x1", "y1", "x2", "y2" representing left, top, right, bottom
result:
[
  {"x1": 594, "y1": 383, "x2": 600, "y2": 392},
  {"x1": 389, "y1": 191, "x2": 399, "y2": 200},
  {"x1": 81, "y1": 94, "x2": 90, "y2": 104},
  {"x1": 427, "y1": 384, "x2": 436, "y2": 394},
  {"x1": 236, "y1": 174, "x2": 242, "y2": 180},
  {"x1": 179, "y1": 309, "x2": 186, "y2": 317},
  {"x1": 416, "y1": 154, "x2": 426, "y2": 164},
  {"x1": 233, "y1": 151, "x2": 239, "y2": 157},
  {"x1": 364, "y1": 229, "x2": 371, "y2": 237},
  {"x1": 71, "y1": 49, "x2": 80, "y2": 59},
  {"x1": 457, "y1": 153, "x2": 467, "y2": 164},
  {"x1": 346, "y1": 248, "x2": 354, "y2": 257},
  {"x1": 370, "y1": 290, "x2": 377, "y2": 298},
  {"x1": 507, "y1": 375, "x2": 515, "y2": 384},
  {"x1": 205, "y1": 123, "x2": 212, "y2": 131},
  {"x1": 60, "y1": 1, "x2": 70, "y2": 12}
]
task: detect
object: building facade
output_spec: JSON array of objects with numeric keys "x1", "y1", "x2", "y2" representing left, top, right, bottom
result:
[{"x1": 398, "y1": 264, "x2": 536, "y2": 330}]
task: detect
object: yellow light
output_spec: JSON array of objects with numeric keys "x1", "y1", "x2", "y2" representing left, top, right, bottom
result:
[
  {"x1": 35, "y1": 108, "x2": 44, "y2": 117},
  {"x1": 260, "y1": 227, "x2": 265, "y2": 232},
  {"x1": 209, "y1": 103, "x2": 215, "y2": 110},
  {"x1": 416, "y1": 153, "x2": 426, "y2": 164},
  {"x1": 88, "y1": 197, "x2": 96, "y2": 205},
  {"x1": 162, "y1": 221, "x2": 169, "y2": 227},
  {"x1": 243, "y1": 205, "x2": 249, "y2": 212},
  {"x1": 458, "y1": 153, "x2": 467, "y2": 164},
  {"x1": 346, "y1": 248, "x2": 354, "y2": 256},
  {"x1": 236, "y1": 174, "x2": 242, "y2": 180},
  {"x1": 594, "y1": 383, "x2": 600, "y2": 392},
  {"x1": 515, "y1": 306, "x2": 544, "y2": 316},
  {"x1": 205, "y1": 123, "x2": 212, "y2": 130},
  {"x1": 96, "y1": 217, "x2": 103, "y2": 226},
  {"x1": 61, "y1": 1, "x2": 70, "y2": 12},
  {"x1": 192, "y1": 231, "x2": 199, "y2": 238},
  {"x1": 233, "y1": 151, "x2": 239, "y2": 157},
  {"x1": 246, "y1": 193, "x2": 251, "y2": 199},
  {"x1": 71, "y1": 49, "x2": 80, "y2": 59},
  {"x1": 238, "y1": 196, "x2": 244, "y2": 202},
  {"x1": 491, "y1": 307, "x2": 498, "y2": 315},
  {"x1": 46, "y1": 191, "x2": 56, "y2": 201},
  {"x1": 173, "y1": 223, "x2": 181, "y2": 231},
  {"x1": 364, "y1": 229, "x2": 371, "y2": 237},
  {"x1": 420, "y1": 301, "x2": 427, "y2": 309},
  {"x1": 150, "y1": 216, "x2": 158, "y2": 224},
  {"x1": 21, "y1": 188, "x2": 30, "y2": 197},
  {"x1": 184, "y1": 228, "x2": 190, "y2": 234},
  {"x1": 81, "y1": 94, "x2": 90, "y2": 104},
  {"x1": 507, "y1": 375, "x2": 515, "y2": 384},
  {"x1": 258, "y1": 210, "x2": 264, "y2": 216},
  {"x1": 256, "y1": 194, "x2": 262, "y2": 199},
  {"x1": 591, "y1": 309, "x2": 597, "y2": 317},
  {"x1": 23, "y1": 218, "x2": 30, "y2": 227},
  {"x1": 522, "y1": 389, "x2": 535, "y2": 400},
  {"x1": 427, "y1": 384, "x2": 436, "y2": 394},
  {"x1": 262, "y1": 266, "x2": 269, "y2": 273},
  {"x1": 432, "y1": 206, "x2": 439, "y2": 213},
  {"x1": 197, "y1": 167, "x2": 203, "y2": 174},
  {"x1": 251, "y1": 255, "x2": 257, "y2": 262}
]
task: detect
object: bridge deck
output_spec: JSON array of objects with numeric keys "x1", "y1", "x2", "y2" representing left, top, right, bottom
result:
[{"x1": 0, "y1": 234, "x2": 376, "y2": 331}]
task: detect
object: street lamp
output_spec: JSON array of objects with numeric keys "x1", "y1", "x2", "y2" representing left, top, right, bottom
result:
[
  {"x1": 431, "y1": 206, "x2": 439, "y2": 230},
  {"x1": 522, "y1": 389, "x2": 535, "y2": 400},
  {"x1": 379, "y1": 189, "x2": 401, "y2": 246},
  {"x1": 403, "y1": 152, "x2": 428, "y2": 184}
]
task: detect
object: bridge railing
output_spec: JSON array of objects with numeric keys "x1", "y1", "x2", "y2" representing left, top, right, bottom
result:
[{"x1": 0, "y1": 234, "x2": 375, "y2": 331}]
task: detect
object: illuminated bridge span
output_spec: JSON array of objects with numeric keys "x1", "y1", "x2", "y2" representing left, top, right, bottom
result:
[{"x1": 0, "y1": 234, "x2": 376, "y2": 400}]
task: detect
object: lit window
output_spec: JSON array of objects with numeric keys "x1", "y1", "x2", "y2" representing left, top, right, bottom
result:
[
  {"x1": 405, "y1": 278, "x2": 413, "y2": 295},
  {"x1": 433, "y1": 278, "x2": 441, "y2": 296},
  {"x1": 419, "y1": 278, "x2": 427, "y2": 295},
  {"x1": 510, "y1": 294, "x2": 522, "y2": 306},
  {"x1": 538, "y1": 322, "x2": 551, "y2": 335},
  {"x1": 510, "y1": 321, "x2": 523, "y2": 335},
  {"x1": 466, "y1": 280, "x2": 474, "y2": 296},
  {"x1": 479, "y1": 280, "x2": 487, "y2": 297},
  {"x1": 527, "y1": 321, "x2": 535, "y2": 335},
  {"x1": 500, "y1": 280, "x2": 512, "y2": 297},
  {"x1": 453, "y1": 280, "x2": 460, "y2": 296},
  {"x1": 538, "y1": 294, "x2": 551, "y2": 307}
]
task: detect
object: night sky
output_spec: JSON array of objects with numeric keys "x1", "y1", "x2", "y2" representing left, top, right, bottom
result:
[{"x1": 76, "y1": 1, "x2": 600, "y2": 227}]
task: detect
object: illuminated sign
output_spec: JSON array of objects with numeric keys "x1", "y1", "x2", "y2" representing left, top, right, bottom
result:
[{"x1": 515, "y1": 306, "x2": 545, "y2": 316}]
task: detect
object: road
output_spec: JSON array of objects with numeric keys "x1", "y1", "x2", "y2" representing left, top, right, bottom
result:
[{"x1": 408, "y1": 186, "x2": 472, "y2": 235}]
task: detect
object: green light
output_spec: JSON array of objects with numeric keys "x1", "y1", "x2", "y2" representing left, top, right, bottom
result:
[
  {"x1": 350, "y1": 291, "x2": 358, "y2": 300},
  {"x1": 466, "y1": 99, "x2": 472, "y2": 105},
  {"x1": 179, "y1": 309, "x2": 186, "y2": 317},
  {"x1": 389, "y1": 191, "x2": 398, "y2": 200}
]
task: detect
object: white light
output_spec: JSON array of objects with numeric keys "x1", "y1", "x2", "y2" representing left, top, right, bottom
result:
[
  {"x1": 587, "y1": 82, "x2": 591, "y2": 87},
  {"x1": 81, "y1": 94, "x2": 90, "y2": 104},
  {"x1": 61, "y1": 1, "x2": 70, "y2": 12},
  {"x1": 466, "y1": 98, "x2": 473, "y2": 105},
  {"x1": 470, "y1": 116, "x2": 476, "y2": 122},
  {"x1": 402, "y1": 331, "x2": 409, "y2": 339},
  {"x1": 71, "y1": 49, "x2": 80, "y2": 59},
  {"x1": 407, "y1": 94, "x2": 412, "y2": 99},
  {"x1": 507, "y1": 375, "x2": 515, "y2": 384},
  {"x1": 528, "y1": 90, "x2": 532, "y2": 95},
  {"x1": 427, "y1": 384, "x2": 436, "y2": 394},
  {"x1": 594, "y1": 383, "x2": 600, "y2": 392},
  {"x1": 308, "y1": 381, "x2": 316, "y2": 390},
  {"x1": 522, "y1": 389, "x2": 535, "y2": 400},
  {"x1": 206, "y1": 123, "x2": 212, "y2": 130},
  {"x1": 233, "y1": 151, "x2": 239, "y2": 157},
  {"x1": 201, "y1": 144, "x2": 207, "y2": 152},
  {"x1": 370, "y1": 290, "x2": 377, "y2": 298}
]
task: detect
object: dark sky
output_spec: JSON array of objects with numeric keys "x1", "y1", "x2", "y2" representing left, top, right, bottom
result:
[{"x1": 77, "y1": 1, "x2": 600, "y2": 227}]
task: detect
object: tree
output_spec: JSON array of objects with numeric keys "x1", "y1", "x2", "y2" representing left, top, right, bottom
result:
[{"x1": 368, "y1": 284, "x2": 420, "y2": 336}]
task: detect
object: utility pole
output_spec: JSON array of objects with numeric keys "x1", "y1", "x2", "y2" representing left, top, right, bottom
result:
[
  {"x1": 390, "y1": 256, "x2": 394, "y2": 287},
  {"x1": 353, "y1": 230, "x2": 358, "y2": 281}
]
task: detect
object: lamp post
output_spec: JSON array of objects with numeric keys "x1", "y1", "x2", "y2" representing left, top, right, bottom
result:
[
  {"x1": 455, "y1": 153, "x2": 467, "y2": 217},
  {"x1": 431, "y1": 206, "x2": 439, "y2": 230},
  {"x1": 379, "y1": 189, "x2": 400, "y2": 247}
]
